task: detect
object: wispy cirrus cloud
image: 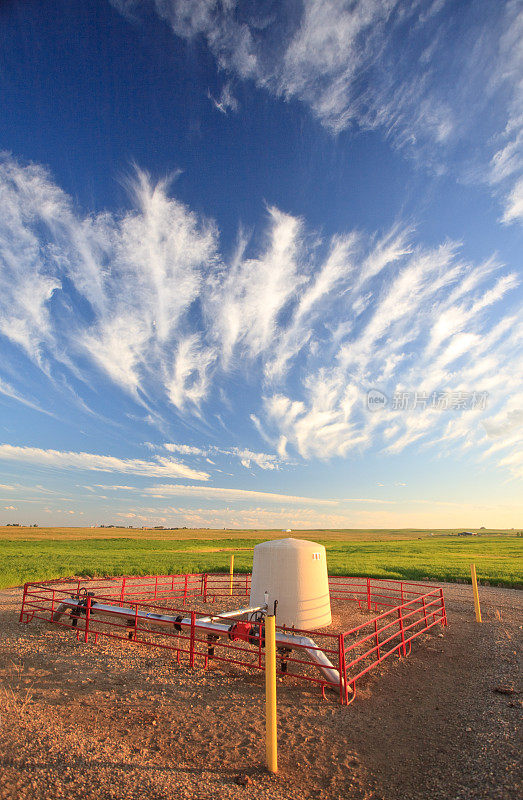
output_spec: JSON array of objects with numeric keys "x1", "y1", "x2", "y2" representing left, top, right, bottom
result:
[
  {"x1": 0, "y1": 157, "x2": 62, "y2": 362},
  {"x1": 114, "y1": 1, "x2": 447, "y2": 139},
  {"x1": 0, "y1": 377, "x2": 53, "y2": 417},
  {"x1": 0, "y1": 153, "x2": 521, "y2": 482},
  {"x1": 207, "y1": 82, "x2": 238, "y2": 114},
  {"x1": 206, "y1": 206, "x2": 306, "y2": 369},
  {"x1": 261, "y1": 238, "x2": 522, "y2": 468},
  {"x1": 164, "y1": 442, "x2": 284, "y2": 471},
  {"x1": 0, "y1": 155, "x2": 219, "y2": 412},
  {"x1": 487, "y1": 1, "x2": 523, "y2": 223},
  {"x1": 164, "y1": 443, "x2": 207, "y2": 457},
  {"x1": 112, "y1": 1, "x2": 523, "y2": 224},
  {"x1": 142, "y1": 484, "x2": 337, "y2": 504},
  {"x1": 0, "y1": 444, "x2": 210, "y2": 481}
]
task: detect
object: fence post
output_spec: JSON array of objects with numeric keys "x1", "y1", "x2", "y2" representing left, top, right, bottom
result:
[
  {"x1": 19, "y1": 583, "x2": 28, "y2": 623},
  {"x1": 133, "y1": 602, "x2": 138, "y2": 641},
  {"x1": 51, "y1": 589, "x2": 56, "y2": 620},
  {"x1": 343, "y1": 643, "x2": 350, "y2": 705},
  {"x1": 84, "y1": 595, "x2": 92, "y2": 643},
  {"x1": 398, "y1": 606, "x2": 406, "y2": 656},
  {"x1": 440, "y1": 587, "x2": 448, "y2": 626},
  {"x1": 470, "y1": 564, "x2": 482, "y2": 623},
  {"x1": 400, "y1": 582, "x2": 404, "y2": 604},
  {"x1": 245, "y1": 573, "x2": 249, "y2": 597},
  {"x1": 366, "y1": 577, "x2": 371, "y2": 611},
  {"x1": 120, "y1": 576, "x2": 126, "y2": 603},
  {"x1": 338, "y1": 634, "x2": 345, "y2": 705},
  {"x1": 265, "y1": 614, "x2": 278, "y2": 774},
  {"x1": 421, "y1": 595, "x2": 428, "y2": 628},
  {"x1": 154, "y1": 575, "x2": 158, "y2": 599},
  {"x1": 189, "y1": 611, "x2": 195, "y2": 669},
  {"x1": 203, "y1": 573, "x2": 208, "y2": 603},
  {"x1": 229, "y1": 554, "x2": 234, "y2": 596},
  {"x1": 374, "y1": 618, "x2": 381, "y2": 661},
  {"x1": 184, "y1": 575, "x2": 188, "y2": 605}
]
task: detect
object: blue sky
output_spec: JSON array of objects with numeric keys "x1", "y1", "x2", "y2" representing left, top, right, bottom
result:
[{"x1": 0, "y1": 0, "x2": 522, "y2": 529}]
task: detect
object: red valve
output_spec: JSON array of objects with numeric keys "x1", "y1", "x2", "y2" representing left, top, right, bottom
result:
[
  {"x1": 228, "y1": 621, "x2": 253, "y2": 642},
  {"x1": 228, "y1": 621, "x2": 264, "y2": 646}
]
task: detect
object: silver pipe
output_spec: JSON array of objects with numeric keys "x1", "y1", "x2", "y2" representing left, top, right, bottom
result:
[
  {"x1": 53, "y1": 598, "x2": 342, "y2": 687},
  {"x1": 196, "y1": 604, "x2": 267, "y2": 624}
]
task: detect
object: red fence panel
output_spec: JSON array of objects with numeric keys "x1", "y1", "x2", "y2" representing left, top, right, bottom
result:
[{"x1": 18, "y1": 573, "x2": 446, "y2": 704}]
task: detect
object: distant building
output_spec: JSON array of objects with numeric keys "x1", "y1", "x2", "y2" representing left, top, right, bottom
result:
[{"x1": 458, "y1": 531, "x2": 478, "y2": 536}]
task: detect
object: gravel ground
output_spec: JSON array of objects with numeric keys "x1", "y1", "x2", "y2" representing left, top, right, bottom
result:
[{"x1": 0, "y1": 582, "x2": 521, "y2": 800}]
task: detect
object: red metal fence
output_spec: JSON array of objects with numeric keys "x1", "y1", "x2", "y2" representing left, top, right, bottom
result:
[
  {"x1": 19, "y1": 573, "x2": 446, "y2": 704},
  {"x1": 339, "y1": 583, "x2": 447, "y2": 703}
]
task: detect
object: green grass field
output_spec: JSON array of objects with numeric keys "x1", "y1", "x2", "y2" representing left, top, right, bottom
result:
[{"x1": 1, "y1": 527, "x2": 521, "y2": 589}]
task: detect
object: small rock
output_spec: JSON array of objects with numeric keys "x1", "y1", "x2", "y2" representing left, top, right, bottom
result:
[
  {"x1": 235, "y1": 773, "x2": 252, "y2": 786},
  {"x1": 494, "y1": 685, "x2": 515, "y2": 695}
]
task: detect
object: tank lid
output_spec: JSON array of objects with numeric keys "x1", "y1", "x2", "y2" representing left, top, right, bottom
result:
[{"x1": 254, "y1": 537, "x2": 322, "y2": 549}]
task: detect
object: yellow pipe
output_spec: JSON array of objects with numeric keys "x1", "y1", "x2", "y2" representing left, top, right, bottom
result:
[
  {"x1": 471, "y1": 563, "x2": 482, "y2": 623},
  {"x1": 229, "y1": 554, "x2": 234, "y2": 596},
  {"x1": 265, "y1": 614, "x2": 278, "y2": 774}
]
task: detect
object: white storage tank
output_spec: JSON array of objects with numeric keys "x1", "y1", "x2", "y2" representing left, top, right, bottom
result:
[{"x1": 250, "y1": 538, "x2": 331, "y2": 630}]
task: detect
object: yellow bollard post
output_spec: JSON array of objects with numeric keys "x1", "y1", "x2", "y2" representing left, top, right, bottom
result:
[
  {"x1": 265, "y1": 614, "x2": 278, "y2": 774},
  {"x1": 229, "y1": 554, "x2": 234, "y2": 596},
  {"x1": 471, "y1": 563, "x2": 482, "y2": 623}
]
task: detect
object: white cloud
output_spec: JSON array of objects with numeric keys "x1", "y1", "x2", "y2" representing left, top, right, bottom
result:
[
  {"x1": 164, "y1": 443, "x2": 207, "y2": 456},
  {"x1": 261, "y1": 234, "x2": 522, "y2": 474},
  {"x1": 113, "y1": 1, "x2": 523, "y2": 222},
  {"x1": 0, "y1": 153, "x2": 521, "y2": 482},
  {"x1": 163, "y1": 442, "x2": 285, "y2": 471},
  {"x1": 0, "y1": 377, "x2": 53, "y2": 416},
  {"x1": 207, "y1": 82, "x2": 239, "y2": 114},
  {"x1": 166, "y1": 334, "x2": 216, "y2": 410},
  {"x1": 207, "y1": 206, "x2": 305, "y2": 367},
  {"x1": 0, "y1": 444, "x2": 210, "y2": 481},
  {"x1": 0, "y1": 157, "x2": 219, "y2": 409},
  {"x1": 80, "y1": 169, "x2": 219, "y2": 402},
  {"x1": 0, "y1": 156, "x2": 62, "y2": 362},
  {"x1": 142, "y1": 483, "x2": 338, "y2": 504},
  {"x1": 227, "y1": 447, "x2": 280, "y2": 471},
  {"x1": 123, "y1": 0, "x2": 441, "y2": 142},
  {"x1": 501, "y1": 177, "x2": 523, "y2": 224},
  {"x1": 483, "y1": 408, "x2": 523, "y2": 439},
  {"x1": 487, "y1": 2, "x2": 523, "y2": 223}
]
